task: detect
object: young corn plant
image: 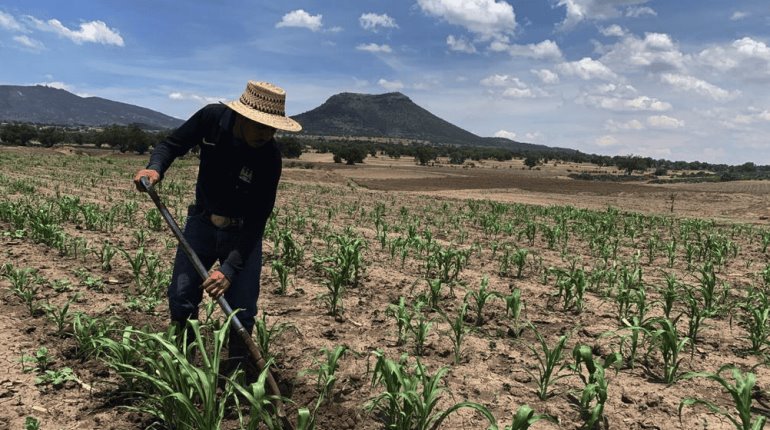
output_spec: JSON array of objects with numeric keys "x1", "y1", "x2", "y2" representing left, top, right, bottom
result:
[
  {"x1": 679, "y1": 365, "x2": 766, "y2": 430},
  {"x1": 499, "y1": 405, "x2": 555, "y2": 430},
  {"x1": 253, "y1": 312, "x2": 298, "y2": 362},
  {"x1": 410, "y1": 304, "x2": 433, "y2": 356},
  {"x1": 42, "y1": 298, "x2": 73, "y2": 337},
  {"x1": 425, "y1": 278, "x2": 445, "y2": 311},
  {"x1": 646, "y1": 318, "x2": 690, "y2": 384},
  {"x1": 4, "y1": 265, "x2": 41, "y2": 316},
  {"x1": 300, "y1": 345, "x2": 348, "y2": 403},
  {"x1": 738, "y1": 289, "x2": 770, "y2": 354},
  {"x1": 271, "y1": 259, "x2": 290, "y2": 295},
  {"x1": 441, "y1": 303, "x2": 471, "y2": 365},
  {"x1": 115, "y1": 317, "x2": 238, "y2": 430},
  {"x1": 464, "y1": 276, "x2": 502, "y2": 326},
  {"x1": 387, "y1": 297, "x2": 413, "y2": 346},
  {"x1": 569, "y1": 345, "x2": 622, "y2": 429},
  {"x1": 365, "y1": 351, "x2": 497, "y2": 430},
  {"x1": 503, "y1": 288, "x2": 525, "y2": 337},
  {"x1": 92, "y1": 240, "x2": 118, "y2": 272},
  {"x1": 525, "y1": 326, "x2": 571, "y2": 400}
]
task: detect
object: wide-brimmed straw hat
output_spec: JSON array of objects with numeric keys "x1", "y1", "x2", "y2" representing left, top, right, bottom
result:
[{"x1": 225, "y1": 81, "x2": 302, "y2": 132}]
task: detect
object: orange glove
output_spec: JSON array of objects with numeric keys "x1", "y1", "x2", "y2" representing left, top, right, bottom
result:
[
  {"x1": 202, "y1": 270, "x2": 231, "y2": 299},
  {"x1": 133, "y1": 169, "x2": 160, "y2": 192}
]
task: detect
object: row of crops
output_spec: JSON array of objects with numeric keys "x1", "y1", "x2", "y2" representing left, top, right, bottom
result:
[{"x1": 1, "y1": 148, "x2": 769, "y2": 429}]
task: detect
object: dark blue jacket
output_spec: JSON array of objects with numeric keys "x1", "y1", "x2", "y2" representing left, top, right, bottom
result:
[{"x1": 147, "y1": 103, "x2": 282, "y2": 280}]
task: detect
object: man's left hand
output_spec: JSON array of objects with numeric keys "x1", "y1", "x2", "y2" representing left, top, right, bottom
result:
[{"x1": 202, "y1": 270, "x2": 231, "y2": 299}]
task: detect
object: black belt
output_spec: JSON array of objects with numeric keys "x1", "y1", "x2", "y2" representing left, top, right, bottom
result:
[{"x1": 189, "y1": 205, "x2": 244, "y2": 229}]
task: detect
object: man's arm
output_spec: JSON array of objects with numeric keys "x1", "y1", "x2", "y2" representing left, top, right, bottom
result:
[{"x1": 146, "y1": 106, "x2": 211, "y2": 179}]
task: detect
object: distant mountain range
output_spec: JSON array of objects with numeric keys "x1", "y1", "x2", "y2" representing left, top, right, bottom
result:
[
  {"x1": 0, "y1": 85, "x2": 572, "y2": 154},
  {"x1": 292, "y1": 92, "x2": 574, "y2": 154},
  {"x1": 0, "y1": 85, "x2": 183, "y2": 130}
]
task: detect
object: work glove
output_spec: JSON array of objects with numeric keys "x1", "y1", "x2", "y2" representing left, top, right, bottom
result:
[
  {"x1": 202, "y1": 270, "x2": 231, "y2": 299},
  {"x1": 133, "y1": 169, "x2": 160, "y2": 192}
]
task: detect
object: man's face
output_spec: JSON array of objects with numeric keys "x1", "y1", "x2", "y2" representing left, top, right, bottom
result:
[{"x1": 235, "y1": 115, "x2": 276, "y2": 147}]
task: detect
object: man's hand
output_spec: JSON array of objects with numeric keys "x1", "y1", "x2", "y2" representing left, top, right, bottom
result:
[
  {"x1": 133, "y1": 169, "x2": 160, "y2": 192},
  {"x1": 202, "y1": 270, "x2": 231, "y2": 299}
]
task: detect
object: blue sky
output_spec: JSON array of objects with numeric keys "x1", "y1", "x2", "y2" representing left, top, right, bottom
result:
[{"x1": 1, "y1": 0, "x2": 769, "y2": 164}]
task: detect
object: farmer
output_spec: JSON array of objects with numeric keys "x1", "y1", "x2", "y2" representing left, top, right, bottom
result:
[{"x1": 133, "y1": 80, "x2": 301, "y2": 369}]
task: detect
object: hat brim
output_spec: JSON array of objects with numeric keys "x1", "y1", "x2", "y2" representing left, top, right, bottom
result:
[{"x1": 225, "y1": 100, "x2": 302, "y2": 132}]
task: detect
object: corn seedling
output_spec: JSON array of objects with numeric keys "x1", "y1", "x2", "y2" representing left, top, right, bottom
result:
[
  {"x1": 43, "y1": 299, "x2": 73, "y2": 337},
  {"x1": 441, "y1": 302, "x2": 470, "y2": 365},
  {"x1": 300, "y1": 345, "x2": 348, "y2": 403},
  {"x1": 425, "y1": 278, "x2": 445, "y2": 311},
  {"x1": 253, "y1": 312, "x2": 297, "y2": 362},
  {"x1": 569, "y1": 345, "x2": 622, "y2": 429},
  {"x1": 525, "y1": 326, "x2": 571, "y2": 400},
  {"x1": 24, "y1": 417, "x2": 40, "y2": 430},
  {"x1": 410, "y1": 304, "x2": 433, "y2": 356},
  {"x1": 647, "y1": 318, "x2": 690, "y2": 384},
  {"x1": 92, "y1": 240, "x2": 118, "y2": 272},
  {"x1": 387, "y1": 297, "x2": 413, "y2": 346},
  {"x1": 503, "y1": 288, "x2": 525, "y2": 337},
  {"x1": 739, "y1": 289, "x2": 770, "y2": 354},
  {"x1": 679, "y1": 365, "x2": 766, "y2": 430},
  {"x1": 499, "y1": 405, "x2": 556, "y2": 430},
  {"x1": 365, "y1": 350, "x2": 496, "y2": 430},
  {"x1": 464, "y1": 276, "x2": 502, "y2": 326},
  {"x1": 271, "y1": 259, "x2": 290, "y2": 295}
]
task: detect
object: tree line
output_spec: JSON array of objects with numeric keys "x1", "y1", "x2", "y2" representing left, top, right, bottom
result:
[{"x1": 0, "y1": 122, "x2": 165, "y2": 154}]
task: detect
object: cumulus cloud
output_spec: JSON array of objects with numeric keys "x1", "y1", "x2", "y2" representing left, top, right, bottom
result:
[
  {"x1": 378, "y1": 79, "x2": 404, "y2": 91},
  {"x1": 481, "y1": 74, "x2": 546, "y2": 98},
  {"x1": 356, "y1": 43, "x2": 392, "y2": 53},
  {"x1": 417, "y1": 0, "x2": 516, "y2": 42},
  {"x1": 555, "y1": 0, "x2": 652, "y2": 30},
  {"x1": 447, "y1": 35, "x2": 476, "y2": 53},
  {"x1": 481, "y1": 74, "x2": 522, "y2": 87},
  {"x1": 0, "y1": 11, "x2": 25, "y2": 32},
  {"x1": 625, "y1": 6, "x2": 656, "y2": 17},
  {"x1": 660, "y1": 73, "x2": 737, "y2": 101},
  {"x1": 596, "y1": 135, "x2": 619, "y2": 146},
  {"x1": 730, "y1": 11, "x2": 749, "y2": 21},
  {"x1": 605, "y1": 119, "x2": 644, "y2": 131},
  {"x1": 696, "y1": 37, "x2": 770, "y2": 81},
  {"x1": 491, "y1": 39, "x2": 563, "y2": 61},
  {"x1": 730, "y1": 109, "x2": 770, "y2": 125},
  {"x1": 13, "y1": 35, "x2": 44, "y2": 51},
  {"x1": 582, "y1": 94, "x2": 672, "y2": 112},
  {"x1": 359, "y1": 13, "x2": 398, "y2": 31},
  {"x1": 276, "y1": 10, "x2": 323, "y2": 32},
  {"x1": 599, "y1": 32, "x2": 685, "y2": 73},
  {"x1": 531, "y1": 69, "x2": 560, "y2": 84},
  {"x1": 600, "y1": 25, "x2": 625, "y2": 37},
  {"x1": 495, "y1": 130, "x2": 517, "y2": 139},
  {"x1": 557, "y1": 57, "x2": 618, "y2": 81},
  {"x1": 27, "y1": 17, "x2": 124, "y2": 46},
  {"x1": 647, "y1": 115, "x2": 684, "y2": 129}
]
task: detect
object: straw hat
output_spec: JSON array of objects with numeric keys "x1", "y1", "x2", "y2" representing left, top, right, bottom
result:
[{"x1": 225, "y1": 81, "x2": 302, "y2": 132}]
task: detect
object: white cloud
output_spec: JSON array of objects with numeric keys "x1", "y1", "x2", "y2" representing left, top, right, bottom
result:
[
  {"x1": 0, "y1": 11, "x2": 25, "y2": 32},
  {"x1": 481, "y1": 74, "x2": 523, "y2": 87},
  {"x1": 495, "y1": 130, "x2": 517, "y2": 139},
  {"x1": 417, "y1": 0, "x2": 517, "y2": 42},
  {"x1": 493, "y1": 39, "x2": 563, "y2": 61},
  {"x1": 600, "y1": 25, "x2": 625, "y2": 37},
  {"x1": 647, "y1": 115, "x2": 684, "y2": 129},
  {"x1": 168, "y1": 92, "x2": 224, "y2": 104},
  {"x1": 28, "y1": 17, "x2": 124, "y2": 46},
  {"x1": 556, "y1": 0, "x2": 652, "y2": 30},
  {"x1": 582, "y1": 94, "x2": 671, "y2": 112},
  {"x1": 356, "y1": 43, "x2": 392, "y2": 53},
  {"x1": 696, "y1": 37, "x2": 770, "y2": 81},
  {"x1": 502, "y1": 88, "x2": 538, "y2": 98},
  {"x1": 276, "y1": 10, "x2": 323, "y2": 32},
  {"x1": 730, "y1": 110, "x2": 770, "y2": 126},
  {"x1": 625, "y1": 6, "x2": 656, "y2": 18},
  {"x1": 531, "y1": 69, "x2": 560, "y2": 84},
  {"x1": 660, "y1": 73, "x2": 737, "y2": 101},
  {"x1": 730, "y1": 11, "x2": 748, "y2": 21},
  {"x1": 605, "y1": 119, "x2": 644, "y2": 131},
  {"x1": 596, "y1": 135, "x2": 619, "y2": 146},
  {"x1": 556, "y1": 57, "x2": 618, "y2": 81},
  {"x1": 599, "y1": 32, "x2": 685, "y2": 73},
  {"x1": 13, "y1": 35, "x2": 44, "y2": 51},
  {"x1": 359, "y1": 13, "x2": 398, "y2": 31},
  {"x1": 733, "y1": 37, "x2": 770, "y2": 61},
  {"x1": 378, "y1": 79, "x2": 404, "y2": 91},
  {"x1": 447, "y1": 35, "x2": 476, "y2": 53}
]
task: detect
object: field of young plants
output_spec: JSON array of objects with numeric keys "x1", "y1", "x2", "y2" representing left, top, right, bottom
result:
[{"x1": 1, "y1": 146, "x2": 769, "y2": 430}]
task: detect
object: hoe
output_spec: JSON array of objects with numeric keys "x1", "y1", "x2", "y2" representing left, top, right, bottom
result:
[{"x1": 139, "y1": 176, "x2": 291, "y2": 427}]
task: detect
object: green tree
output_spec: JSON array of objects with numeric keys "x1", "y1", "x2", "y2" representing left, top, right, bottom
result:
[
  {"x1": 414, "y1": 145, "x2": 437, "y2": 166},
  {"x1": 276, "y1": 136, "x2": 303, "y2": 159},
  {"x1": 524, "y1": 155, "x2": 539, "y2": 169}
]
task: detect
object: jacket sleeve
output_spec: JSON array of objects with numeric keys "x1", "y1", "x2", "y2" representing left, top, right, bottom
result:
[
  {"x1": 146, "y1": 106, "x2": 211, "y2": 178},
  {"x1": 219, "y1": 143, "x2": 282, "y2": 281}
]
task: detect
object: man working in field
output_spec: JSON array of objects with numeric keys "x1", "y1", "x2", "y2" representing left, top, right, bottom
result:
[{"x1": 133, "y1": 81, "x2": 301, "y2": 370}]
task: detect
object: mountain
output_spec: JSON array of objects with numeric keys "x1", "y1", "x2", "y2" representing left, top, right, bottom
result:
[
  {"x1": 291, "y1": 92, "x2": 573, "y2": 154},
  {"x1": 0, "y1": 85, "x2": 183, "y2": 129}
]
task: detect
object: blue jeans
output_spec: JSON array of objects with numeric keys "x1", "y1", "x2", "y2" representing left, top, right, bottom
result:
[{"x1": 167, "y1": 211, "x2": 262, "y2": 330}]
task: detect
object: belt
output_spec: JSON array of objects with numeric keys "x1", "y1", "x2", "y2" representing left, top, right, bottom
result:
[{"x1": 209, "y1": 213, "x2": 244, "y2": 229}]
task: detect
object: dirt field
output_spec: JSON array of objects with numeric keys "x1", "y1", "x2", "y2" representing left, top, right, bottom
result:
[{"x1": 1, "y1": 146, "x2": 769, "y2": 430}]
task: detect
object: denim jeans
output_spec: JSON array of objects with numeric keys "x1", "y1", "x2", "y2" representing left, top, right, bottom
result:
[{"x1": 167, "y1": 211, "x2": 262, "y2": 330}]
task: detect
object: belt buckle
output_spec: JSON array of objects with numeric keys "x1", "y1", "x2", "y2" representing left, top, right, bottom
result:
[{"x1": 210, "y1": 214, "x2": 231, "y2": 228}]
